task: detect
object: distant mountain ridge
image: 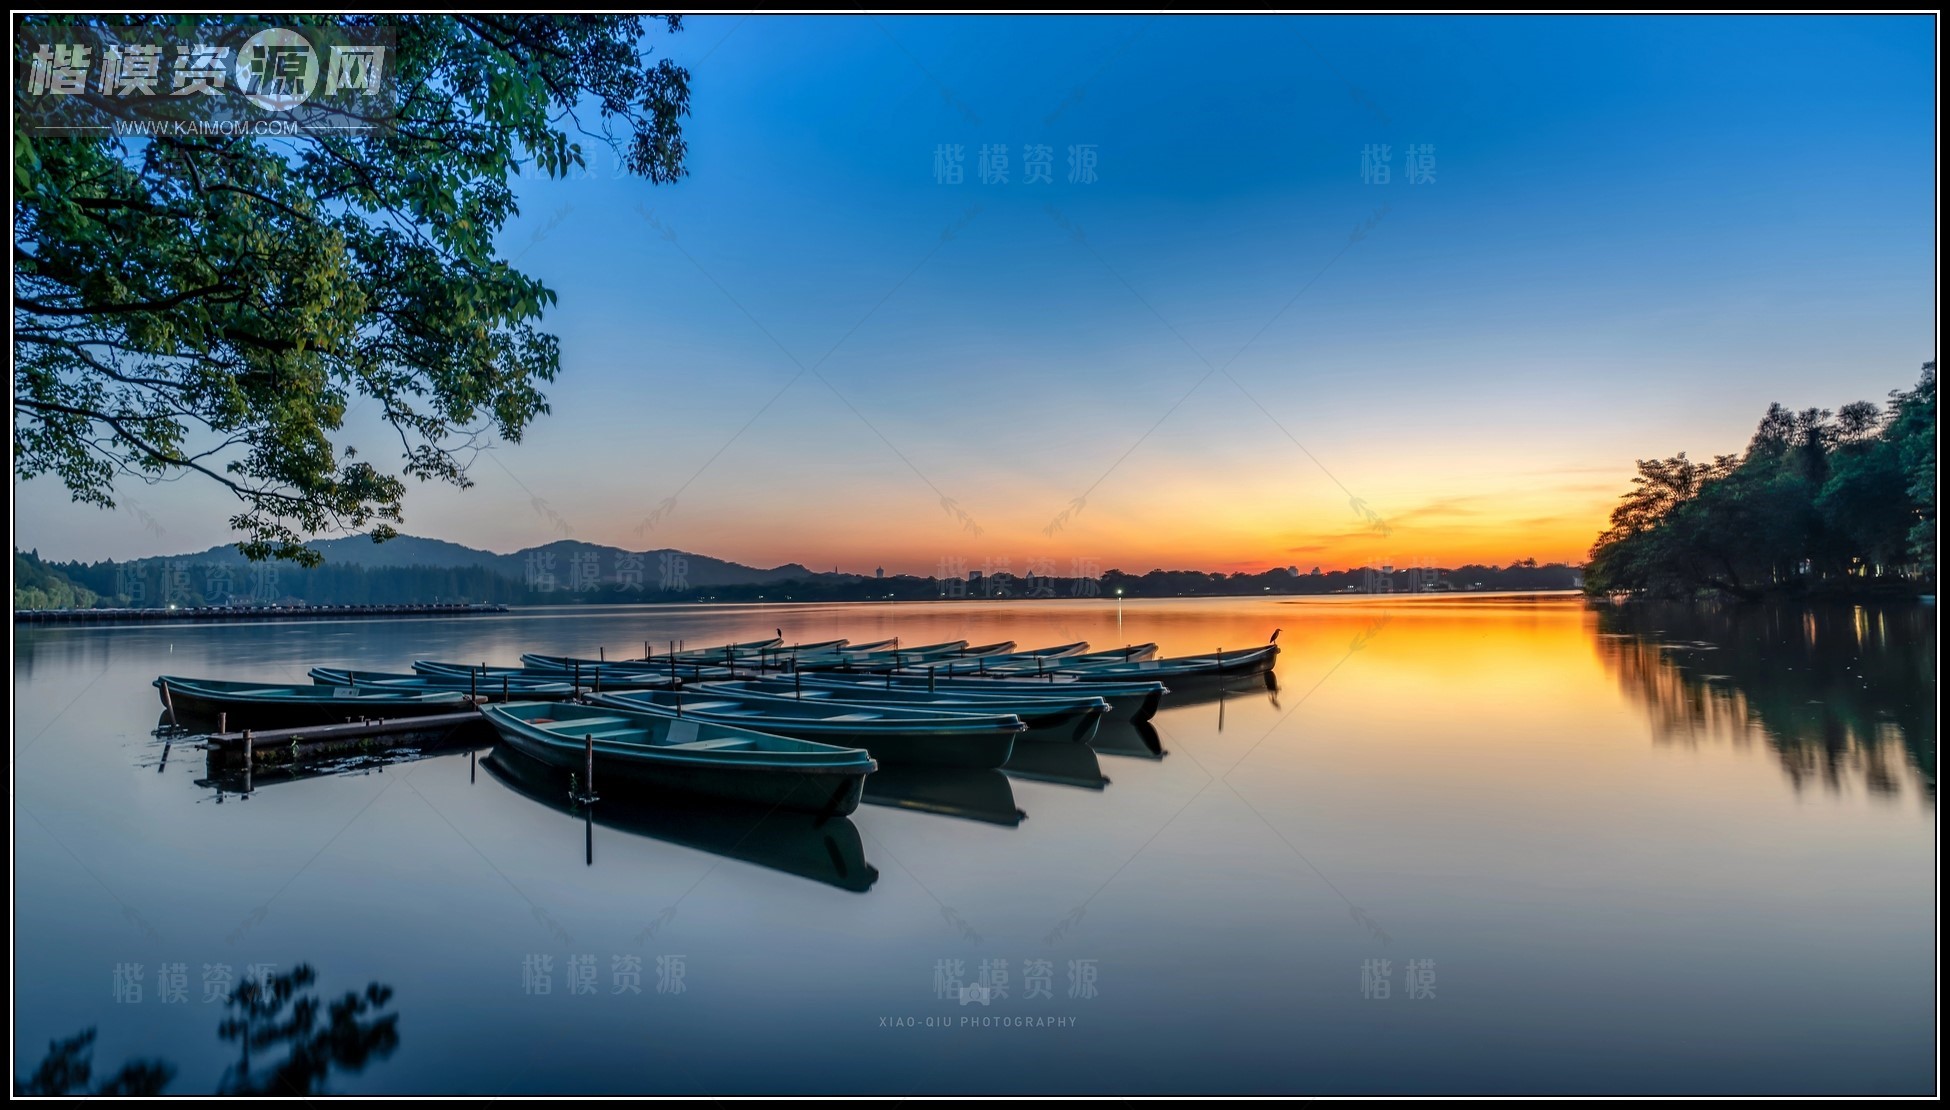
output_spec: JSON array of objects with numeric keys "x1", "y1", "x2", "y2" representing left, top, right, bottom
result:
[{"x1": 117, "y1": 534, "x2": 842, "y2": 588}]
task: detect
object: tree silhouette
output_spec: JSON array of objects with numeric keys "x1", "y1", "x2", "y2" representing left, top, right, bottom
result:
[
  {"x1": 14, "y1": 963, "x2": 397, "y2": 1096},
  {"x1": 1587, "y1": 365, "x2": 1936, "y2": 598}
]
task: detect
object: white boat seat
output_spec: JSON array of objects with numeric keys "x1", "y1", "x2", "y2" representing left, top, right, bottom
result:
[
  {"x1": 665, "y1": 738, "x2": 752, "y2": 751},
  {"x1": 823, "y1": 712, "x2": 883, "y2": 722}
]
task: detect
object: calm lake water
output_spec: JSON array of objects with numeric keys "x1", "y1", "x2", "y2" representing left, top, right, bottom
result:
[{"x1": 12, "y1": 594, "x2": 1935, "y2": 1095}]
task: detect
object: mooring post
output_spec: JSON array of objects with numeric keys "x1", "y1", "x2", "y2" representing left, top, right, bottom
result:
[
  {"x1": 502, "y1": 675, "x2": 509, "y2": 704},
  {"x1": 584, "y1": 732, "x2": 596, "y2": 803},
  {"x1": 929, "y1": 668, "x2": 936, "y2": 692},
  {"x1": 161, "y1": 680, "x2": 179, "y2": 728},
  {"x1": 243, "y1": 727, "x2": 254, "y2": 769},
  {"x1": 218, "y1": 711, "x2": 227, "y2": 735},
  {"x1": 673, "y1": 680, "x2": 683, "y2": 716},
  {"x1": 574, "y1": 662, "x2": 582, "y2": 693},
  {"x1": 600, "y1": 646, "x2": 606, "y2": 663},
  {"x1": 644, "y1": 640, "x2": 651, "y2": 662},
  {"x1": 471, "y1": 668, "x2": 478, "y2": 701},
  {"x1": 795, "y1": 669, "x2": 803, "y2": 699}
]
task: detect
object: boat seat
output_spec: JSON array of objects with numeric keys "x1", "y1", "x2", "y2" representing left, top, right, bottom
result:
[
  {"x1": 823, "y1": 712, "x2": 883, "y2": 722},
  {"x1": 586, "y1": 727, "x2": 647, "y2": 740},
  {"x1": 665, "y1": 738, "x2": 752, "y2": 751},
  {"x1": 546, "y1": 716, "x2": 633, "y2": 731}
]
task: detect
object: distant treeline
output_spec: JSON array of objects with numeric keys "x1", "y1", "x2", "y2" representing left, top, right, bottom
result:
[
  {"x1": 17, "y1": 550, "x2": 1579, "y2": 610},
  {"x1": 1586, "y1": 364, "x2": 1936, "y2": 600},
  {"x1": 14, "y1": 551, "x2": 100, "y2": 610},
  {"x1": 32, "y1": 556, "x2": 540, "y2": 609}
]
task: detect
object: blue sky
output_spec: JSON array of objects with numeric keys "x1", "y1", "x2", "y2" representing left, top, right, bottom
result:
[{"x1": 15, "y1": 14, "x2": 1937, "y2": 574}]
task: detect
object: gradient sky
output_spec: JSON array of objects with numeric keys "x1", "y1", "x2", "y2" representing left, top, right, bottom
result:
[{"x1": 13, "y1": 15, "x2": 1937, "y2": 575}]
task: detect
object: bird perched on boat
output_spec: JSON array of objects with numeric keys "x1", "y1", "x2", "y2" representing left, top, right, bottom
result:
[{"x1": 1269, "y1": 628, "x2": 1282, "y2": 643}]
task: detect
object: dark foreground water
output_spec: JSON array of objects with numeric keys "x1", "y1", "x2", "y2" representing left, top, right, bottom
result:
[{"x1": 11, "y1": 595, "x2": 1936, "y2": 1095}]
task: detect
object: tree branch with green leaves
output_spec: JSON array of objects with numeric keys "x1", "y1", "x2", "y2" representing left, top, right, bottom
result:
[{"x1": 14, "y1": 15, "x2": 690, "y2": 564}]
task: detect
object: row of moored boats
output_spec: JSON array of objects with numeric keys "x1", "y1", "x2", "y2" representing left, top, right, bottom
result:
[{"x1": 155, "y1": 634, "x2": 1281, "y2": 818}]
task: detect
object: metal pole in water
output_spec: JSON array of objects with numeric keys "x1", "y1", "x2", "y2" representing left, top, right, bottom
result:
[
  {"x1": 243, "y1": 729, "x2": 254, "y2": 792},
  {"x1": 600, "y1": 646, "x2": 606, "y2": 663},
  {"x1": 674, "y1": 680, "x2": 683, "y2": 716},
  {"x1": 161, "y1": 681, "x2": 179, "y2": 728},
  {"x1": 795, "y1": 669, "x2": 802, "y2": 699},
  {"x1": 218, "y1": 711, "x2": 227, "y2": 735},
  {"x1": 584, "y1": 732, "x2": 595, "y2": 803},
  {"x1": 502, "y1": 675, "x2": 509, "y2": 703},
  {"x1": 929, "y1": 668, "x2": 936, "y2": 692},
  {"x1": 471, "y1": 668, "x2": 477, "y2": 701}
]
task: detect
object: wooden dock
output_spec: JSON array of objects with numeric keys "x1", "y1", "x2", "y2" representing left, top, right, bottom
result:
[{"x1": 202, "y1": 710, "x2": 490, "y2": 766}]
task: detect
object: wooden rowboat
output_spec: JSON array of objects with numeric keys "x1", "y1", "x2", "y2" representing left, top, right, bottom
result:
[
  {"x1": 998, "y1": 643, "x2": 1279, "y2": 680},
  {"x1": 308, "y1": 667, "x2": 583, "y2": 702},
  {"x1": 481, "y1": 700, "x2": 874, "y2": 816},
  {"x1": 690, "y1": 678, "x2": 1107, "y2": 745},
  {"x1": 413, "y1": 661, "x2": 693, "y2": 689},
  {"x1": 590, "y1": 687, "x2": 1022, "y2": 770},
  {"x1": 807, "y1": 673, "x2": 1166, "y2": 724},
  {"x1": 155, "y1": 676, "x2": 471, "y2": 730}
]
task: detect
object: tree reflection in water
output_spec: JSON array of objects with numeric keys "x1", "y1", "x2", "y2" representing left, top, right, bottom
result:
[
  {"x1": 1596, "y1": 601, "x2": 1935, "y2": 801},
  {"x1": 14, "y1": 964, "x2": 397, "y2": 1096}
]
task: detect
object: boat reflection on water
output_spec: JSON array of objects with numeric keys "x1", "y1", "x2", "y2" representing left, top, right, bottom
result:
[
  {"x1": 1089, "y1": 719, "x2": 1166, "y2": 760},
  {"x1": 1003, "y1": 740, "x2": 1109, "y2": 789},
  {"x1": 862, "y1": 767, "x2": 1025, "y2": 826},
  {"x1": 1154, "y1": 670, "x2": 1280, "y2": 712},
  {"x1": 482, "y1": 745, "x2": 879, "y2": 893}
]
